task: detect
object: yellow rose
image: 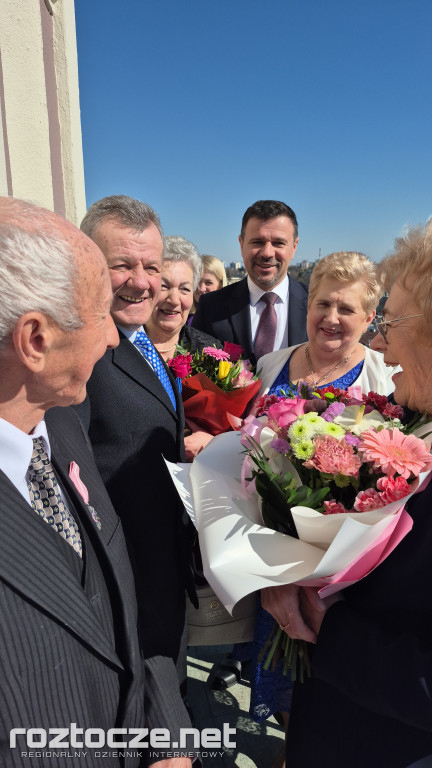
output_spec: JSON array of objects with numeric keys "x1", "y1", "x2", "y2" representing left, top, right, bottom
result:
[{"x1": 218, "y1": 360, "x2": 232, "y2": 380}]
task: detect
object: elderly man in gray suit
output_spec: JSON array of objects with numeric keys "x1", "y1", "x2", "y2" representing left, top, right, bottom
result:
[{"x1": 0, "y1": 197, "x2": 195, "y2": 768}]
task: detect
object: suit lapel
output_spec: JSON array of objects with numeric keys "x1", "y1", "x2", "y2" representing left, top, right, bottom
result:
[
  {"x1": 47, "y1": 413, "x2": 143, "y2": 711},
  {"x1": 226, "y1": 280, "x2": 254, "y2": 357},
  {"x1": 0, "y1": 468, "x2": 123, "y2": 669},
  {"x1": 287, "y1": 278, "x2": 308, "y2": 346},
  {"x1": 113, "y1": 335, "x2": 179, "y2": 421}
]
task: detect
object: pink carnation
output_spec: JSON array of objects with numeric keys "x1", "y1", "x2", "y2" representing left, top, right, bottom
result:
[
  {"x1": 376, "y1": 475, "x2": 411, "y2": 504},
  {"x1": 252, "y1": 393, "x2": 280, "y2": 417},
  {"x1": 223, "y1": 341, "x2": 244, "y2": 362},
  {"x1": 323, "y1": 500, "x2": 349, "y2": 515},
  {"x1": 303, "y1": 434, "x2": 362, "y2": 477},
  {"x1": 358, "y1": 427, "x2": 432, "y2": 479},
  {"x1": 354, "y1": 488, "x2": 385, "y2": 512},
  {"x1": 168, "y1": 353, "x2": 192, "y2": 378},
  {"x1": 202, "y1": 346, "x2": 230, "y2": 360},
  {"x1": 267, "y1": 398, "x2": 307, "y2": 435}
]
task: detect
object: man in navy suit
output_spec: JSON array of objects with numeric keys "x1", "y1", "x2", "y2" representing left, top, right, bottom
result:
[
  {"x1": 192, "y1": 200, "x2": 308, "y2": 366},
  {"x1": 0, "y1": 197, "x2": 195, "y2": 767},
  {"x1": 76, "y1": 196, "x2": 196, "y2": 729}
]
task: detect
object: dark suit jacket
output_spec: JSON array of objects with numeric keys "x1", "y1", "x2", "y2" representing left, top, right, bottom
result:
[
  {"x1": 75, "y1": 333, "x2": 196, "y2": 667},
  {"x1": 286, "y1": 476, "x2": 432, "y2": 768},
  {"x1": 0, "y1": 407, "x2": 190, "y2": 767},
  {"x1": 192, "y1": 276, "x2": 309, "y2": 367}
]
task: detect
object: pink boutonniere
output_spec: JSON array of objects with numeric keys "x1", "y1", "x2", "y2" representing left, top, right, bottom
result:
[{"x1": 69, "y1": 461, "x2": 102, "y2": 530}]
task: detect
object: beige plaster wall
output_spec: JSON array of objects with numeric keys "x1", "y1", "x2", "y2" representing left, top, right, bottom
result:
[{"x1": 0, "y1": 0, "x2": 86, "y2": 225}]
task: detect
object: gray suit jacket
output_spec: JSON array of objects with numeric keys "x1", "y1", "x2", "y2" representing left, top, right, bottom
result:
[{"x1": 0, "y1": 406, "x2": 193, "y2": 767}]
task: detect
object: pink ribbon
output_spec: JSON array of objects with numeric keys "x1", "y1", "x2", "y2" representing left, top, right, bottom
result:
[{"x1": 69, "y1": 461, "x2": 89, "y2": 504}]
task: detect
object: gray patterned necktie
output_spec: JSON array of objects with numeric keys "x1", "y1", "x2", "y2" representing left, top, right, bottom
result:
[
  {"x1": 254, "y1": 292, "x2": 278, "y2": 360},
  {"x1": 27, "y1": 437, "x2": 82, "y2": 557}
]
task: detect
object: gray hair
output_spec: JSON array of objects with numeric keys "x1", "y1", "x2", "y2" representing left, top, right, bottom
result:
[
  {"x1": 0, "y1": 224, "x2": 82, "y2": 349},
  {"x1": 81, "y1": 194, "x2": 163, "y2": 240},
  {"x1": 162, "y1": 235, "x2": 202, "y2": 291}
]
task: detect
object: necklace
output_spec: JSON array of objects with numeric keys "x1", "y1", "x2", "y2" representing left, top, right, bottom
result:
[
  {"x1": 304, "y1": 345, "x2": 354, "y2": 388},
  {"x1": 156, "y1": 343, "x2": 177, "y2": 355}
]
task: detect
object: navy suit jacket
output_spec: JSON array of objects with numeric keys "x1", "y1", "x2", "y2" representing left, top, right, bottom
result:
[
  {"x1": 75, "y1": 333, "x2": 196, "y2": 665},
  {"x1": 191, "y1": 276, "x2": 308, "y2": 367}
]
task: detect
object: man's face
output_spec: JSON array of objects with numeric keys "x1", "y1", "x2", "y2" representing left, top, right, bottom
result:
[
  {"x1": 45, "y1": 233, "x2": 119, "y2": 407},
  {"x1": 92, "y1": 219, "x2": 163, "y2": 330},
  {"x1": 239, "y1": 216, "x2": 299, "y2": 290}
]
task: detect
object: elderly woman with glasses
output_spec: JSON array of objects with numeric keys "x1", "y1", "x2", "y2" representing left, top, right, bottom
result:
[{"x1": 261, "y1": 221, "x2": 432, "y2": 768}]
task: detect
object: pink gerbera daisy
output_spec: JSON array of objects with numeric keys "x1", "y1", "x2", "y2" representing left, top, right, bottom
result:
[
  {"x1": 202, "y1": 346, "x2": 230, "y2": 360},
  {"x1": 358, "y1": 428, "x2": 432, "y2": 479}
]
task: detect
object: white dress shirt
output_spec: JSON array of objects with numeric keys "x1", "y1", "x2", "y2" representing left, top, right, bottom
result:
[
  {"x1": 0, "y1": 417, "x2": 51, "y2": 504},
  {"x1": 247, "y1": 274, "x2": 289, "y2": 352}
]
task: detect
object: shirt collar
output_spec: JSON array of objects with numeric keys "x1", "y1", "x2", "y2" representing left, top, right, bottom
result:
[
  {"x1": 116, "y1": 325, "x2": 143, "y2": 343},
  {"x1": 247, "y1": 274, "x2": 289, "y2": 307},
  {"x1": 0, "y1": 416, "x2": 51, "y2": 491}
]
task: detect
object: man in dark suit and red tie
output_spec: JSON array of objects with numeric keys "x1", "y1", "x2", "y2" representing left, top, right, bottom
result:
[
  {"x1": 76, "y1": 196, "x2": 197, "y2": 716},
  {"x1": 192, "y1": 200, "x2": 308, "y2": 367},
  {"x1": 0, "y1": 197, "x2": 195, "y2": 767}
]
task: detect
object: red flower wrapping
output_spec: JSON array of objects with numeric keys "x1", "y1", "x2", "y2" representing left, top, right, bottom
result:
[{"x1": 182, "y1": 372, "x2": 262, "y2": 435}]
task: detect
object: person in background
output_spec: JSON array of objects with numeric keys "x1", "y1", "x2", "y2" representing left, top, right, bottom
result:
[
  {"x1": 145, "y1": 235, "x2": 222, "y2": 459},
  {"x1": 192, "y1": 200, "x2": 308, "y2": 366},
  {"x1": 262, "y1": 222, "x2": 432, "y2": 768},
  {"x1": 188, "y1": 254, "x2": 227, "y2": 326},
  {"x1": 76, "y1": 196, "x2": 197, "y2": 760}
]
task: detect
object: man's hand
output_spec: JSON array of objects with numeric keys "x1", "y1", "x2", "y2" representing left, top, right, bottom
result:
[
  {"x1": 184, "y1": 430, "x2": 213, "y2": 461},
  {"x1": 261, "y1": 584, "x2": 318, "y2": 643}
]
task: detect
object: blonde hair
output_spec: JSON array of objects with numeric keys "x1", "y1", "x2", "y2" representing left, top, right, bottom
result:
[
  {"x1": 201, "y1": 255, "x2": 227, "y2": 288},
  {"x1": 377, "y1": 220, "x2": 432, "y2": 335},
  {"x1": 308, "y1": 251, "x2": 381, "y2": 315}
]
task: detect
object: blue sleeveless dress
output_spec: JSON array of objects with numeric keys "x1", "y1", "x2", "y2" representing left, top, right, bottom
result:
[{"x1": 249, "y1": 352, "x2": 364, "y2": 721}]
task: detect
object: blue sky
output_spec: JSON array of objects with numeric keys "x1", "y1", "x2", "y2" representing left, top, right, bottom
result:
[{"x1": 75, "y1": 0, "x2": 432, "y2": 266}]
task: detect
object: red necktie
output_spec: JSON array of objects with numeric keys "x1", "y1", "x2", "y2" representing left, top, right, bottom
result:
[{"x1": 254, "y1": 292, "x2": 278, "y2": 360}]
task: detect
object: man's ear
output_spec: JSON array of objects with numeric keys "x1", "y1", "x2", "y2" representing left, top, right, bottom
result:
[{"x1": 12, "y1": 313, "x2": 55, "y2": 371}]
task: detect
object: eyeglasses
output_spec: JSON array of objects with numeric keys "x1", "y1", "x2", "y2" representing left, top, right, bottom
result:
[{"x1": 374, "y1": 314, "x2": 423, "y2": 342}]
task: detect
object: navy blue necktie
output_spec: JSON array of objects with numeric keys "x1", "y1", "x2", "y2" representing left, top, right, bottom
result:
[{"x1": 133, "y1": 330, "x2": 177, "y2": 411}]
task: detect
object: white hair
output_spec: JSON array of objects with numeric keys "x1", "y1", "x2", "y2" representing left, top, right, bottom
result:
[
  {"x1": 0, "y1": 224, "x2": 82, "y2": 348},
  {"x1": 163, "y1": 235, "x2": 202, "y2": 291}
]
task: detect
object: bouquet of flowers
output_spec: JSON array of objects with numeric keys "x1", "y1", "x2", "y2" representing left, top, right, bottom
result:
[
  {"x1": 241, "y1": 385, "x2": 432, "y2": 677},
  {"x1": 168, "y1": 342, "x2": 261, "y2": 434}
]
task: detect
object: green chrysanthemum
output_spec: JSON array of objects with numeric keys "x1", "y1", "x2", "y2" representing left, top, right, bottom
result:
[
  {"x1": 288, "y1": 420, "x2": 315, "y2": 442},
  {"x1": 322, "y1": 422, "x2": 346, "y2": 440},
  {"x1": 292, "y1": 439, "x2": 315, "y2": 460},
  {"x1": 334, "y1": 473, "x2": 352, "y2": 488},
  {"x1": 302, "y1": 412, "x2": 322, "y2": 424}
]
